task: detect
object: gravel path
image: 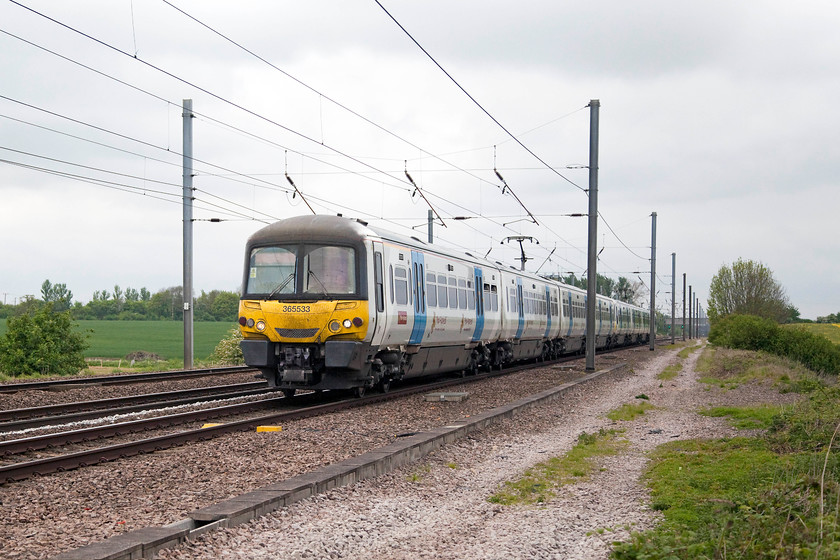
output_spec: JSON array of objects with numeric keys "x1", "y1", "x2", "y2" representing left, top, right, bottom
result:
[
  {"x1": 151, "y1": 341, "x2": 794, "y2": 560},
  {"x1": 0, "y1": 350, "x2": 631, "y2": 559},
  {"x1": 1, "y1": 342, "x2": 797, "y2": 559}
]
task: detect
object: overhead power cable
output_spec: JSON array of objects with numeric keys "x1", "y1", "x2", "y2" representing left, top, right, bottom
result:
[
  {"x1": 159, "y1": 0, "x2": 506, "y2": 195},
  {"x1": 598, "y1": 211, "x2": 649, "y2": 261},
  {"x1": 0, "y1": 151, "x2": 266, "y2": 222},
  {"x1": 0, "y1": 28, "x2": 420, "y2": 201},
  {"x1": 494, "y1": 146, "x2": 537, "y2": 225},
  {"x1": 373, "y1": 0, "x2": 585, "y2": 195},
  {"x1": 5, "y1": 2, "x2": 601, "y2": 269},
  {"x1": 404, "y1": 162, "x2": 445, "y2": 227},
  {"x1": 7, "y1": 0, "x2": 426, "y2": 198}
]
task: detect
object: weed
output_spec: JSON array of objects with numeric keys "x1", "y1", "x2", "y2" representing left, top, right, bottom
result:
[
  {"x1": 608, "y1": 402, "x2": 656, "y2": 422},
  {"x1": 611, "y1": 353, "x2": 840, "y2": 559},
  {"x1": 657, "y1": 362, "x2": 682, "y2": 381},
  {"x1": 677, "y1": 344, "x2": 700, "y2": 359},
  {"x1": 489, "y1": 428, "x2": 626, "y2": 505},
  {"x1": 699, "y1": 405, "x2": 785, "y2": 430},
  {"x1": 406, "y1": 464, "x2": 431, "y2": 483}
]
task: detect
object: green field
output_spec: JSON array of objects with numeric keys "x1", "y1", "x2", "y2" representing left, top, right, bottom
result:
[
  {"x1": 0, "y1": 319, "x2": 237, "y2": 361},
  {"x1": 785, "y1": 322, "x2": 840, "y2": 345}
]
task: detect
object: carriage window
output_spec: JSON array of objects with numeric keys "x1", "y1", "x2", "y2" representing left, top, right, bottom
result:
[
  {"x1": 448, "y1": 277, "x2": 458, "y2": 309},
  {"x1": 466, "y1": 279, "x2": 475, "y2": 310},
  {"x1": 394, "y1": 266, "x2": 408, "y2": 305},
  {"x1": 491, "y1": 285, "x2": 498, "y2": 312},
  {"x1": 458, "y1": 278, "x2": 468, "y2": 310},
  {"x1": 437, "y1": 274, "x2": 448, "y2": 308},
  {"x1": 426, "y1": 272, "x2": 437, "y2": 307}
]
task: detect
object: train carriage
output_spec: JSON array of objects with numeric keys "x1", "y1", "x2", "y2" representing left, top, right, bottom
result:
[{"x1": 237, "y1": 215, "x2": 651, "y2": 396}]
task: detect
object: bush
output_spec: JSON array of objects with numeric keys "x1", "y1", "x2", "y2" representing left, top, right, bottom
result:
[
  {"x1": 708, "y1": 314, "x2": 779, "y2": 351},
  {"x1": 774, "y1": 326, "x2": 840, "y2": 375},
  {"x1": 209, "y1": 328, "x2": 244, "y2": 365},
  {"x1": 0, "y1": 304, "x2": 89, "y2": 377},
  {"x1": 709, "y1": 314, "x2": 840, "y2": 374}
]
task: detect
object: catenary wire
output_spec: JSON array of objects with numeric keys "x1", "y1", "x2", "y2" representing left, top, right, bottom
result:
[
  {"x1": 5, "y1": 2, "x2": 650, "y2": 277},
  {"x1": 372, "y1": 0, "x2": 585, "y2": 196}
]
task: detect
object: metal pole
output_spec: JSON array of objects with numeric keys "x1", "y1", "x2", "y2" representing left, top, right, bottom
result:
[
  {"x1": 670, "y1": 253, "x2": 676, "y2": 344},
  {"x1": 182, "y1": 99, "x2": 194, "y2": 369},
  {"x1": 688, "y1": 285, "x2": 693, "y2": 339},
  {"x1": 649, "y1": 212, "x2": 656, "y2": 351},
  {"x1": 427, "y1": 209, "x2": 433, "y2": 243},
  {"x1": 696, "y1": 298, "x2": 700, "y2": 338},
  {"x1": 682, "y1": 273, "x2": 686, "y2": 341},
  {"x1": 585, "y1": 100, "x2": 600, "y2": 371}
]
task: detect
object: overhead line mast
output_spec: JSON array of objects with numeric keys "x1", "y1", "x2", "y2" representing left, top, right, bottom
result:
[{"x1": 183, "y1": 99, "x2": 194, "y2": 369}]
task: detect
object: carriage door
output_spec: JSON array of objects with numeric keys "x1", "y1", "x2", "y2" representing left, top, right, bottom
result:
[
  {"x1": 544, "y1": 286, "x2": 552, "y2": 338},
  {"x1": 515, "y1": 279, "x2": 525, "y2": 339},
  {"x1": 370, "y1": 242, "x2": 386, "y2": 345},
  {"x1": 472, "y1": 267, "x2": 485, "y2": 341},
  {"x1": 409, "y1": 250, "x2": 426, "y2": 345}
]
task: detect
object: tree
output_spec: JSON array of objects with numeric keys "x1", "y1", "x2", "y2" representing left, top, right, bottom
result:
[
  {"x1": 613, "y1": 277, "x2": 639, "y2": 304},
  {"x1": 147, "y1": 287, "x2": 183, "y2": 320},
  {"x1": 707, "y1": 258, "x2": 790, "y2": 324},
  {"x1": 0, "y1": 304, "x2": 88, "y2": 376},
  {"x1": 40, "y1": 279, "x2": 73, "y2": 312},
  {"x1": 211, "y1": 291, "x2": 240, "y2": 321}
]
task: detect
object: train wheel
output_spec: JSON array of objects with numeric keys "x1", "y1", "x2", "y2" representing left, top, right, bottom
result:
[
  {"x1": 379, "y1": 378, "x2": 391, "y2": 393},
  {"x1": 282, "y1": 388, "x2": 296, "y2": 399},
  {"x1": 353, "y1": 386, "x2": 366, "y2": 398}
]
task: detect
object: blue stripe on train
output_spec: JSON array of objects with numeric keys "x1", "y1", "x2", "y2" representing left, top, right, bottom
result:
[
  {"x1": 472, "y1": 267, "x2": 485, "y2": 342},
  {"x1": 408, "y1": 250, "x2": 426, "y2": 345}
]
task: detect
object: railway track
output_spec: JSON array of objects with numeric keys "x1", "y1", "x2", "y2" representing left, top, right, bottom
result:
[
  {"x1": 0, "y1": 380, "x2": 273, "y2": 432},
  {"x1": 0, "y1": 365, "x2": 254, "y2": 394},
  {"x1": 0, "y1": 340, "x2": 675, "y2": 484},
  {"x1": 0, "y1": 353, "x2": 586, "y2": 484}
]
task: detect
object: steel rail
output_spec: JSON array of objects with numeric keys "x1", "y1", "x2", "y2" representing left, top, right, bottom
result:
[
  {"x1": 0, "y1": 352, "x2": 591, "y2": 483},
  {"x1": 0, "y1": 382, "x2": 273, "y2": 432},
  {"x1": 0, "y1": 340, "x2": 664, "y2": 483},
  {"x1": 0, "y1": 366, "x2": 254, "y2": 394}
]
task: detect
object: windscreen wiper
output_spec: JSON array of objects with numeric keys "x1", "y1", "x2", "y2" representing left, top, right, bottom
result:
[
  {"x1": 307, "y1": 270, "x2": 332, "y2": 300},
  {"x1": 264, "y1": 272, "x2": 295, "y2": 300}
]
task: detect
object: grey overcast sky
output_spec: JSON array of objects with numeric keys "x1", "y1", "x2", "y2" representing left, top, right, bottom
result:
[{"x1": 1, "y1": 1, "x2": 838, "y2": 319}]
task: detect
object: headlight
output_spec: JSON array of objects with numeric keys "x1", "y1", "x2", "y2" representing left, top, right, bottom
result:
[
  {"x1": 329, "y1": 320, "x2": 341, "y2": 333},
  {"x1": 342, "y1": 319, "x2": 352, "y2": 329},
  {"x1": 256, "y1": 320, "x2": 266, "y2": 332},
  {"x1": 246, "y1": 318, "x2": 255, "y2": 328}
]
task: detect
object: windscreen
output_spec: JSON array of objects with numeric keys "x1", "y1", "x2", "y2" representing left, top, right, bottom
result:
[
  {"x1": 245, "y1": 244, "x2": 357, "y2": 298},
  {"x1": 303, "y1": 245, "x2": 357, "y2": 295},
  {"x1": 246, "y1": 246, "x2": 297, "y2": 296}
]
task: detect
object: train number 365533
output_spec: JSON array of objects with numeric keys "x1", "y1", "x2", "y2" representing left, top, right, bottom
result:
[{"x1": 282, "y1": 305, "x2": 311, "y2": 313}]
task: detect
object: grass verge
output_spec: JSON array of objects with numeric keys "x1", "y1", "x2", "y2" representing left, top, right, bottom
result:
[
  {"x1": 699, "y1": 404, "x2": 785, "y2": 430},
  {"x1": 489, "y1": 429, "x2": 626, "y2": 505},
  {"x1": 608, "y1": 402, "x2": 657, "y2": 422},
  {"x1": 657, "y1": 362, "x2": 682, "y2": 381},
  {"x1": 612, "y1": 350, "x2": 840, "y2": 559}
]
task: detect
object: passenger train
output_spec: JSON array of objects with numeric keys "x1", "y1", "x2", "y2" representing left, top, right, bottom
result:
[{"x1": 238, "y1": 215, "x2": 650, "y2": 397}]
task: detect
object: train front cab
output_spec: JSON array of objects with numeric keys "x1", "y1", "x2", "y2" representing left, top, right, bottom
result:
[{"x1": 237, "y1": 220, "x2": 382, "y2": 395}]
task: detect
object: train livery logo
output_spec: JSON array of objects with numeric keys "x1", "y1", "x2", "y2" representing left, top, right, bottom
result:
[{"x1": 398, "y1": 311, "x2": 407, "y2": 325}]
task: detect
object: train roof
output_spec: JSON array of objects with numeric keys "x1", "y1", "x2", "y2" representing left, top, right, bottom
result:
[
  {"x1": 246, "y1": 215, "x2": 649, "y2": 314},
  {"x1": 246, "y1": 214, "x2": 371, "y2": 246}
]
